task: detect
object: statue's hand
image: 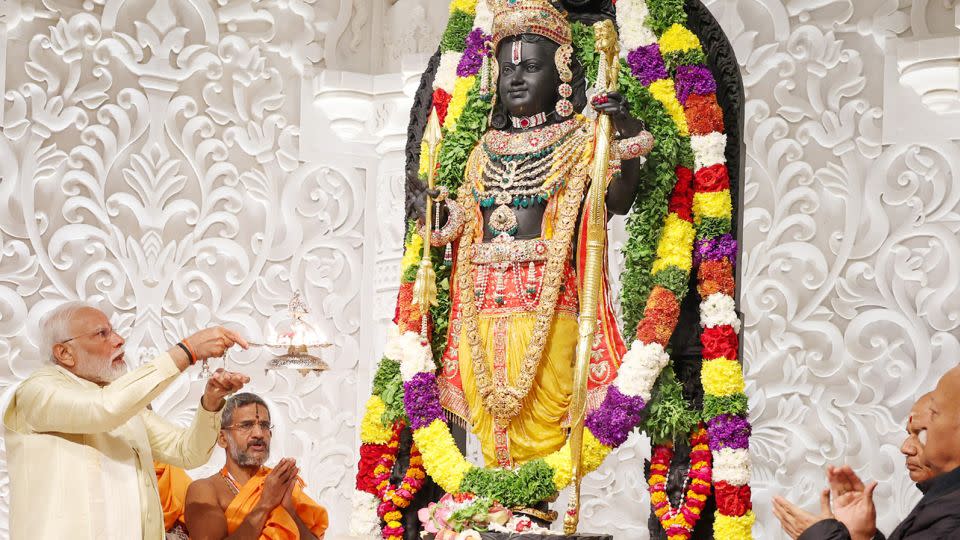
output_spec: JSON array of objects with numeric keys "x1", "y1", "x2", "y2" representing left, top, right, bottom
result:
[
  {"x1": 406, "y1": 173, "x2": 429, "y2": 222},
  {"x1": 591, "y1": 92, "x2": 645, "y2": 139}
]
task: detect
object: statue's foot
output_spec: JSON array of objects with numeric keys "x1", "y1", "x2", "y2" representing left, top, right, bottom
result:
[{"x1": 511, "y1": 501, "x2": 558, "y2": 526}]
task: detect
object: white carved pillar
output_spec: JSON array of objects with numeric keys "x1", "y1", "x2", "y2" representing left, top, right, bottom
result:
[{"x1": 304, "y1": 56, "x2": 426, "y2": 455}]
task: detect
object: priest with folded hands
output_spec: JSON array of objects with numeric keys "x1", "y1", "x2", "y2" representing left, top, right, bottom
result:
[{"x1": 184, "y1": 392, "x2": 328, "y2": 539}]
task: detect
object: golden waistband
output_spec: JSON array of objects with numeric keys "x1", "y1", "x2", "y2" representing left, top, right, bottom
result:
[{"x1": 470, "y1": 238, "x2": 552, "y2": 264}]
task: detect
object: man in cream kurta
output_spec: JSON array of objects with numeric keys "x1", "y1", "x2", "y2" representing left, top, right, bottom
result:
[{"x1": 3, "y1": 302, "x2": 251, "y2": 540}]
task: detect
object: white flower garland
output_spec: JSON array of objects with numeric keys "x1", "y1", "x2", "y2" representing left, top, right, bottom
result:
[
  {"x1": 434, "y1": 51, "x2": 463, "y2": 94},
  {"x1": 712, "y1": 448, "x2": 752, "y2": 486},
  {"x1": 400, "y1": 334, "x2": 434, "y2": 381},
  {"x1": 615, "y1": 0, "x2": 657, "y2": 53},
  {"x1": 699, "y1": 292, "x2": 740, "y2": 332},
  {"x1": 383, "y1": 323, "x2": 405, "y2": 360},
  {"x1": 349, "y1": 490, "x2": 381, "y2": 538},
  {"x1": 474, "y1": 0, "x2": 494, "y2": 34},
  {"x1": 689, "y1": 132, "x2": 727, "y2": 169},
  {"x1": 614, "y1": 340, "x2": 671, "y2": 401}
]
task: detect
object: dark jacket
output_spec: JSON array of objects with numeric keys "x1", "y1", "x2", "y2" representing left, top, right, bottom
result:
[{"x1": 798, "y1": 466, "x2": 960, "y2": 540}]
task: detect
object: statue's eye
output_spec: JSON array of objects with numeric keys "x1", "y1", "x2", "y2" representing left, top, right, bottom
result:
[{"x1": 524, "y1": 62, "x2": 540, "y2": 72}]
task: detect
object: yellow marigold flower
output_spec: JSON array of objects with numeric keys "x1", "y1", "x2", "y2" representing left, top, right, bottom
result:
[
  {"x1": 418, "y1": 140, "x2": 430, "y2": 177},
  {"x1": 448, "y1": 0, "x2": 477, "y2": 15},
  {"x1": 689, "y1": 492, "x2": 708, "y2": 502},
  {"x1": 652, "y1": 213, "x2": 695, "y2": 274},
  {"x1": 692, "y1": 190, "x2": 733, "y2": 222},
  {"x1": 649, "y1": 79, "x2": 689, "y2": 136},
  {"x1": 400, "y1": 233, "x2": 425, "y2": 273},
  {"x1": 692, "y1": 460, "x2": 709, "y2": 470},
  {"x1": 412, "y1": 419, "x2": 473, "y2": 492},
  {"x1": 443, "y1": 76, "x2": 477, "y2": 131},
  {"x1": 582, "y1": 429, "x2": 610, "y2": 472},
  {"x1": 651, "y1": 492, "x2": 668, "y2": 504},
  {"x1": 659, "y1": 24, "x2": 702, "y2": 53},
  {"x1": 360, "y1": 396, "x2": 392, "y2": 444},
  {"x1": 702, "y1": 358, "x2": 746, "y2": 396},
  {"x1": 544, "y1": 439, "x2": 573, "y2": 490},
  {"x1": 714, "y1": 511, "x2": 756, "y2": 539},
  {"x1": 385, "y1": 511, "x2": 403, "y2": 521},
  {"x1": 543, "y1": 429, "x2": 610, "y2": 490}
]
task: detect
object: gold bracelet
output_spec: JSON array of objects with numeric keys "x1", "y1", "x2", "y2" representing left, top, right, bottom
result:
[{"x1": 421, "y1": 198, "x2": 466, "y2": 246}]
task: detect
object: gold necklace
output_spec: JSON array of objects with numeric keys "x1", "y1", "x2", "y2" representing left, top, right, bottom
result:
[{"x1": 475, "y1": 129, "x2": 588, "y2": 236}]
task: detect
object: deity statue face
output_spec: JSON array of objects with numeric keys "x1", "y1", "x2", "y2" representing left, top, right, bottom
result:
[{"x1": 496, "y1": 35, "x2": 561, "y2": 119}]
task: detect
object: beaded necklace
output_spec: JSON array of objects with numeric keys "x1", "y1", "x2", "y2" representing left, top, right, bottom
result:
[{"x1": 474, "y1": 123, "x2": 586, "y2": 236}]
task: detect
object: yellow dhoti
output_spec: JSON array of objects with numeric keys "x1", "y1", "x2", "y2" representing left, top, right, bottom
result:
[{"x1": 460, "y1": 309, "x2": 578, "y2": 466}]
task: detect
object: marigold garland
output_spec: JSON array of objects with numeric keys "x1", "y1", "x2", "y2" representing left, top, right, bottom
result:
[
  {"x1": 360, "y1": 396, "x2": 392, "y2": 445},
  {"x1": 630, "y1": 1, "x2": 753, "y2": 537},
  {"x1": 658, "y1": 24, "x2": 701, "y2": 53},
  {"x1": 352, "y1": 344, "x2": 429, "y2": 538},
  {"x1": 376, "y1": 424, "x2": 426, "y2": 540},
  {"x1": 648, "y1": 426, "x2": 712, "y2": 540}
]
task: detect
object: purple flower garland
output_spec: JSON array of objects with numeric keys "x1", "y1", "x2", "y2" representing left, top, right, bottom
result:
[
  {"x1": 706, "y1": 414, "x2": 751, "y2": 451},
  {"x1": 627, "y1": 44, "x2": 668, "y2": 86},
  {"x1": 584, "y1": 386, "x2": 647, "y2": 447},
  {"x1": 693, "y1": 233, "x2": 737, "y2": 267},
  {"x1": 457, "y1": 29, "x2": 491, "y2": 77},
  {"x1": 404, "y1": 372, "x2": 446, "y2": 430},
  {"x1": 674, "y1": 65, "x2": 716, "y2": 105}
]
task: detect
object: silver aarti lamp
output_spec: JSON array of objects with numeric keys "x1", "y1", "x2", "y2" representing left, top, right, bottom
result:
[{"x1": 256, "y1": 291, "x2": 332, "y2": 376}]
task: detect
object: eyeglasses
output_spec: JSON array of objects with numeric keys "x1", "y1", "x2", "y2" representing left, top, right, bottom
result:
[
  {"x1": 60, "y1": 326, "x2": 120, "y2": 344},
  {"x1": 223, "y1": 421, "x2": 274, "y2": 433}
]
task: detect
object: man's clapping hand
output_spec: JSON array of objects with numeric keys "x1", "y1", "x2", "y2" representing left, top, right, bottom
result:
[
  {"x1": 828, "y1": 465, "x2": 878, "y2": 540},
  {"x1": 773, "y1": 489, "x2": 832, "y2": 539}
]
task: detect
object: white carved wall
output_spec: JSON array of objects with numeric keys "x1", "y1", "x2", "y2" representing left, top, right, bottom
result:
[{"x1": 2, "y1": 0, "x2": 960, "y2": 539}]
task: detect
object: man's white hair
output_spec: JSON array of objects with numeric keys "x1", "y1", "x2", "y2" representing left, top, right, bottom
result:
[{"x1": 39, "y1": 301, "x2": 97, "y2": 363}]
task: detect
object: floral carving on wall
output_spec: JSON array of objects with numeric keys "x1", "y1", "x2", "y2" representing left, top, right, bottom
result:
[{"x1": 0, "y1": 0, "x2": 364, "y2": 535}]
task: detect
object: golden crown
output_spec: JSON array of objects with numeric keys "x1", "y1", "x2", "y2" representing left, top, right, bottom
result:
[{"x1": 491, "y1": 0, "x2": 572, "y2": 50}]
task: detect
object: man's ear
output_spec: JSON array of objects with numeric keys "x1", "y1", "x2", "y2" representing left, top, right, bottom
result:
[
  {"x1": 217, "y1": 431, "x2": 228, "y2": 449},
  {"x1": 53, "y1": 343, "x2": 76, "y2": 368}
]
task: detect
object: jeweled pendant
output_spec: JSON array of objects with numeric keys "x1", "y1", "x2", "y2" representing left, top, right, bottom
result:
[{"x1": 489, "y1": 203, "x2": 519, "y2": 236}]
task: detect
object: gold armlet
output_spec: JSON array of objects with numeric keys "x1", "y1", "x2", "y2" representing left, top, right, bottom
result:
[{"x1": 614, "y1": 130, "x2": 655, "y2": 161}]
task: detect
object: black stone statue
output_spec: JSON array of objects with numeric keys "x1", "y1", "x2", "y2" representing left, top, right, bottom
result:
[{"x1": 395, "y1": 2, "x2": 744, "y2": 539}]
